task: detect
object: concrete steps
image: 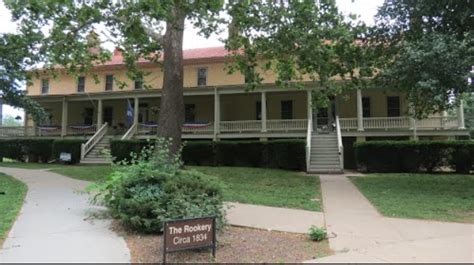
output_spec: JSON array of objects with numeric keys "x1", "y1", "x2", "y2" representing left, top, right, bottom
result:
[
  {"x1": 308, "y1": 132, "x2": 343, "y2": 174},
  {"x1": 80, "y1": 136, "x2": 113, "y2": 164}
]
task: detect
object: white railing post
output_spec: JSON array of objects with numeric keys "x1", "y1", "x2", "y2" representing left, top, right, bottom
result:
[
  {"x1": 306, "y1": 119, "x2": 312, "y2": 172},
  {"x1": 97, "y1": 99, "x2": 103, "y2": 128},
  {"x1": 356, "y1": 89, "x2": 364, "y2": 131},
  {"x1": 61, "y1": 97, "x2": 68, "y2": 137},
  {"x1": 214, "y1": 87, "x2": 220, "y2": 140},
  {"x1": 336, "y1": 116, "x2": 344, "y2": 170},
  {"x1": 307, "y1": 90, "x2": 313, "y2": 132},
  {"x1": 261, "y1": 91, "x2": 267, "y2": 132},
  {"x1": 458, "y1": 99, "x2": 465, "y2": 129}
]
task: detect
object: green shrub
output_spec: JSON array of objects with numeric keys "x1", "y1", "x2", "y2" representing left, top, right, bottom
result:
[
  {"x1": 0, "y1": 139, "x2": 54, "y2": 162},
  {"x1": 52, "y1": 139, "x2": 84, "y2": 163},
  {"x1": 308, "y1": 226, "x2": 327, "y2": 241},
  {"x1": 110, "y1": 139, "x2": 150, "y2": 162},
  {"x1": 110, "y1": 139, "x2": 306, "y2": 171},
  {"x1": 89, "y1": 139, "x2": 226, "y2": 233},
  {"x1": 215, "y1": 141, "x2": 263, "y2": 167},
  {"x1": 23, "y1": 139, "x2": 54, "y2": 162},
  {"x1": 355, "y1": 140, "x2": 474, "y2": 173},
  {"x1": 264, "y1": 139, "x2": 306, "y2": 170},
  {"x1": 0, "y1": 139, "x2": 24, "y2": 161},
  {"x1": 182, "y1": 141, "x2": 215, "y2": 166}
]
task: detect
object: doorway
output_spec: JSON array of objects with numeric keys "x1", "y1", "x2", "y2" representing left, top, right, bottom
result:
[{"x1": 313, "y1": 97, "x2": 336, "y2": 133}]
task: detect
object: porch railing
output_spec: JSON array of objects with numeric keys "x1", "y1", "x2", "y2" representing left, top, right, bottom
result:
[
  {"x1": 220, "y1": 120, "x2": 262, "y2": 132},
  {"x1": 0, "y1": 126, "x2": 34, "y2": 137},
  {"x1": 363, "y1": 117, "x2": 411, "y2": 129},
  {"x1": 267, "y1": 119, "x2": 307, "y2": 131},
  {"x1": 339, "y1": 116, "x2": 460, "y2": 130},
  {"x1": 67, "y1": 125, "x2": 97, "y2": 136},
  {"x1": 339, "y1": 118, "x2": 358, "y2": 130},
  {"x1": 121, "y1": 123, "x2": 137, "y2": 140}
]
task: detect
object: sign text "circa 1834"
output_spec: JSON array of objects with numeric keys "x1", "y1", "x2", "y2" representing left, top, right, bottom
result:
[{"x1": 163, "y1": 217, "x2": 216, "y2": 263}]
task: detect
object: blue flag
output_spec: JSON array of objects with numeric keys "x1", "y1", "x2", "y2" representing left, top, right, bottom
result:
[{"x1": 126, "y1": 99, "x2": 134, "y2": 127}]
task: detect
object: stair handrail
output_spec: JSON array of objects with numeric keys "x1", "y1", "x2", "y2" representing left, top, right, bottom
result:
[
  {"x1": 335, "y1": 116, "x2": 344, "y2": 170},
  {"x1": 121, "y1": 123, "x2": 137, "y2": 140},
  {"x1": 81, "y1": 122, "x2": 108, "y2": 160},
  {"x1": 306, "y1": 118, "x2": 312, "y2": 172}
]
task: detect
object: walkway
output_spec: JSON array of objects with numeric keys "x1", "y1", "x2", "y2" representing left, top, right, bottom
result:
[
  {"x1": 311, "y1": 174, "x2": 474, "y2": 263},
  {"x1": 0, "y1": 167, "x2": 130, "y2": 263},
  {"x1": 226, "y1": 202, "x2": 324, "y2": 234}
]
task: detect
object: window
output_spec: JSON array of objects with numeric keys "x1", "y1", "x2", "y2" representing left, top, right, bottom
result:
[
  {"x1": 197, "y1": 68, "x2": 207, "y2": 86},
  {"x1": 281, "y1": 100, "x2": 293, "y2": 119},
  {"x1": 105, "y1": 75, "x2": 113, "y2": 91},
  {"x1": 256, "y1": 101, "x2": 262, "y2": 120},
  {"x1": 77, "y1": 76, "x2": 85, "y2": 92},
  {"x1": 134, "y1": 77, "x2": 143, "y2": 90},
  {"x1": 41, "y1": 79, "x2": 49, "y2": 94},
  {"x1": 387, "y1": 96, "x2": 400, "y2": 117},
  {"x1": 362, "y1": 97, "x2": 371, "y2": 117},
  {"x1": 185, "y1": 104, "x2": 196, "y2": 123}
]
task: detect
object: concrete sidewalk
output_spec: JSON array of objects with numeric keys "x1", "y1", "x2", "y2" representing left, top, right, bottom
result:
[
  {"x1": 0, "y1": 167, "x2": 130, "y2": 263},
  {"x1": 226, "y1": 202, "x2": 324, "y2": 234},
  {"x1": 310, "y1": 174, "x2": 474, "y2": 263}
]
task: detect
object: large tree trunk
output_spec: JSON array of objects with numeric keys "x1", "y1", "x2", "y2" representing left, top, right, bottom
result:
[{"x1": 157, "y1": 6, "x2": 186, "y2": 155}]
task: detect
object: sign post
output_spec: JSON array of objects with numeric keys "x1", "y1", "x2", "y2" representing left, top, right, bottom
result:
[{"x1": 162, "y1": 217, "x2": 216, "y2": 264}]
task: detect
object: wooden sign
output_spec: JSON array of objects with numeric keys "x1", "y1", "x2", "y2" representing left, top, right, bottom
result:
[{"x1": 163, "y1": 217, "x2": 216, "y2": 263}]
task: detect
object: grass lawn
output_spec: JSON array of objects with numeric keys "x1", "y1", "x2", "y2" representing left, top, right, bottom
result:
[
  {"x1": 49, "y1": 166, "x2": 114, "y2": 182},
  {"x1": 0, "y1": 161, "x2": 60, "y2": 169},
  {"x1": 0, "y1": 162, "x2": 321, "y2": 211},
  {"x1": 351, "y1": 174, "x2": 474, "y2": 223},
  {"x1": 0, "y1": 173, "x2": 27, "y2": 245},
  {"x1": 190, "y1": 166, "x2": 321, "y2": 211}
]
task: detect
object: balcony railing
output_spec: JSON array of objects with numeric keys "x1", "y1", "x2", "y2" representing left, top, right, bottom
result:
[
  {"x1": 220, "y1": 120, "x2": 262, "y2": 133},
  {"x1": 339, "y1": 116, "x2": 460, "y2": 130}
]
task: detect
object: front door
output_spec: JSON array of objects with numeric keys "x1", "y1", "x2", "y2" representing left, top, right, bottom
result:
[
  {"x1": 313, "y1": 98, "x2": 336, "y2": 133},
  {"x1": 103, "y1": 107, "x2": 113, "y2": 125}
]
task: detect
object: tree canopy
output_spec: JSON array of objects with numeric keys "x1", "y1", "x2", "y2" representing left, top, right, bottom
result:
[
  {"x1": 2, "y1": 0, "x2": 371, "y2": 152},
  {"x1": 373, "y1": 0, "x2": 473, "y2": 118}
]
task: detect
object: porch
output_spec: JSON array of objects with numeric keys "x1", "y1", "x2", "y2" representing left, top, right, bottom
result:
[{"x1": 1, "y1": 87, "x2": 468, "y2": 139}]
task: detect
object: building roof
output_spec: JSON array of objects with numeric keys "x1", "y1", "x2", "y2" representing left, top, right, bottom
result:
[{"x1": 104, "y1": 46, "x2": 232, "y2": 68}]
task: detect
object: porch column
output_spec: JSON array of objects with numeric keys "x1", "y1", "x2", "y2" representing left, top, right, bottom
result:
[
  {"x1": 261, "y1": 91, "x2": 267, "y2": 132},
  {"x1": 133, "y1": 97, "x2": 139, "y2": 125},
  {"x1": 356, "y1": 88, "x2": 364, "y2": 131},
  {"x1": 61, "y1": 97, "x2": 68, "y2": 137},
  {"x1": 458, "y1": 99, "x2": 465, "y2": 129},
  {"x1": 307, "y1": 90, "x2": 313, "y2": 132},
  {"x1": 97, "y1": 99, "x2": 103, "y2": 127},
  {"x1": 214, "y1": 87, "x2": 220, "y2": 140}
]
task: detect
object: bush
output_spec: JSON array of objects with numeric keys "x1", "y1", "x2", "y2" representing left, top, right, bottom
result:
[
  {"x1": 110, "y1": 139, "x2": 306, "y2": 171},
  {"x1": 23, "y1": 139, "x2": 54, "y2": 162},
  {"x1": 52, "y1": 139, "x2": 84, "y2": 163},
  {"x1": 182, "y1": 141, "x2": 215, "y2": 166},
  {"x1": 110, "y1": 139, "x2": 150, "y2": 162},
  {"x1": 308, "y1": 226, "x2": 327, "y2": 241},
  {"x1": 0, "y1": 139, "x2": 24, "y2": 161},
  {"x1": 264, "y1": 139, "x2": 306, "y2": 170},
  {"x1": 355, "y1": 140, "x2": 474, "y2": 173},
  {"x1": 0, "y1": 139, "x2": 54, "y2": 162},
  {"x1": 89, "y1": 139, "x2": 226, "y2": 233},
  {"x1": 215, "y1": 141, "x2": 263, "y2": 167}
]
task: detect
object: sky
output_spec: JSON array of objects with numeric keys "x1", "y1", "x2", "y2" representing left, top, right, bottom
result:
[{"x1": 0, "y1": 0, "x2": 384, "y2": 122}]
